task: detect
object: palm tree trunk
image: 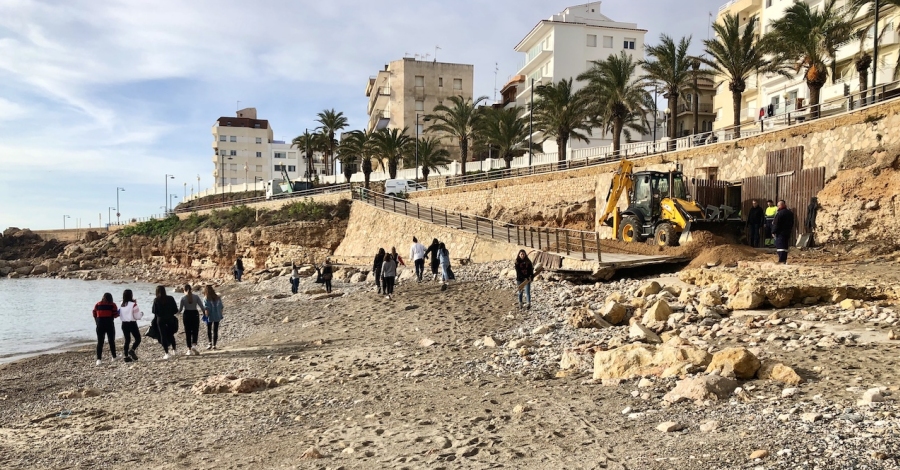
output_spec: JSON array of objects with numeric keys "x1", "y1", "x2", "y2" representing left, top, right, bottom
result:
[
  {"x1": 344, "y1": 169, "x2": 352, "y2": 184},
  {"x1": 612, "y1": 119, "x2": 623, "y2": 156},
  {"x1": 692, "y1": 90, "x2": 699, "y2": 136},
  {"x1": 732, "y1": 90, "x2": 742, "y2": 139},
  {"x1": 808, "y1": 83, "x2": 822, "y2": 120},
  {"x1": 504, "y1": 155, "x2": 512, "y2": 169},
  {"x1": 364, "y1": 171, "x2": 371, "y2": 189},
  {"x1": 422, "y1": 168, "x2": 430, "y2": 181},
  {"x1": 460, "y1": 137, "x2": 468, "y2": 176},
  {"x1": 668, "y1": 97, "x2": 678, "y2": 151},
  {"x1": 557, "y1": 136, "x2": 566, "y2": 163}
]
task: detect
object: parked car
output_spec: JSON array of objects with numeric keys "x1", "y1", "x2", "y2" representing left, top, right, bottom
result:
[{"x1": 384, "y1": 179, "x2": 427, "y2": 196}]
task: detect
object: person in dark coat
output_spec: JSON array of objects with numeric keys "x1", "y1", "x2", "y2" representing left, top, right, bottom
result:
[
  {"x1": 514, "y1": 250, "x2": 535, "y2": 309},
  {"x1": 424, "y1": 238, "x2": 441, "y2": 282},
  {"x1": 151, "y1": 285, "x2": 179, "y2": 359},
  {"x1": 771, "y1": 200, "x2": 795, "y2": 264},
  {"x1": 233, "y1": 255, "x2": 244, "y2": 282},
  {"x1": 746, "y1": 199, "x2": 765, "y2": 248},
  {"x1": 372, "y1": 248, "x2": 386, "y2": 294}
]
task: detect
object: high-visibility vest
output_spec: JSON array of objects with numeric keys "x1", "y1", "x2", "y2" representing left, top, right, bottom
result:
[{"x1": 765, "y1": 206, "x2": 777, "y2": 218}]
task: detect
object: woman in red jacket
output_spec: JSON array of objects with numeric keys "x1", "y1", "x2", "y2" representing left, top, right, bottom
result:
[{"x1": 92, "y1": 292, "x2": 119, "y2": 365}]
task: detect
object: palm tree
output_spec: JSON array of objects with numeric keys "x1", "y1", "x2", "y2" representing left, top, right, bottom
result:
[
  {"x1": 578, "y1": 51, "x2": 650, "y2": 154},
  {"x1": 406, "y1": 137, "x2": 452, "y2": 180},
  {"x1": 530, "y1": 78, "x2": 593, "y2": 162},
  {"x1": 315, "y1": 109, "x2": 348, "y2": 175},
  {"x1": 478, "y1": 107, "x2": 539, "y2": 168},
  {"x1": 291, "y1": 130, "x2": 326, "y2": 182},
  {"x1": 426, "y1": 95, "x2": 488, "y2": 176},
  {"x1": 701, "y1": 13, "x2": 791, "y2": 137},
  {"x1": 642, "y1": 35, "x2": 696, "y2": 147},
  {"x1": 341, "y1": 130, "x2": 377, "y2": 188},
  {"x1": 769, "y1": 0, "x2": 856, "y2": 118},
  {"x1": 336, "y1": 138, "x2": 361, "y2": 184},
  {"x1": 373, "y1": 128, "x2": 413, "y2": 179}
]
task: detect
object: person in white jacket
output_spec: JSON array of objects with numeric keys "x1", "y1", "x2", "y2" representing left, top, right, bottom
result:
[
  {"x1": 118, "y1": 289, "x2": 143, "y2": 362},
  {"x1": 409, "y1": 237, "x2": 426, "y2": 282}
]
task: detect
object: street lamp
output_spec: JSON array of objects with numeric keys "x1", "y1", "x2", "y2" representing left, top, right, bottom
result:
[
  {"x1": 183, "y1": 182, "x2": 187, "y2": 202},
  {"x1": 652, "y1": 84, "x2": 659, "y2": 151},
  {"x1": 529, "y1": 78, "x2": 535, "y2": 167},
  {"x1": 164, "y1": 174, "x2": 174, "y2": 214},
  {"x1": 170, "y1": 194, "x2": 178, "y2": 213},
  {"x1": 872, "y1": 0, "x2": 881, "y2": 103},
  {"x1": 63, "y1": 214, "x2": 70, "y2": 230},
  {"x1": 108, "y1": 207, "x2": 116, "y2": 228},
  {"x1": 218, "y1": 153, "x2": 232, "y2": 204},
  {"x1": 415, "y1": 113, "x2": 431, "y2": 182},
  {"x1": 116, "y1": 187, "x2": 125, "y2": 225}
]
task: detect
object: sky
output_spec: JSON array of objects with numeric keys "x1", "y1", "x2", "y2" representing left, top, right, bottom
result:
[{"x1": 0, "y1": 0, "x2": 725, "y2": 230}]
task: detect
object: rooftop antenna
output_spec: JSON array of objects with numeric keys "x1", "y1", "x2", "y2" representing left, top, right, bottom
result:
[
  {"x1": 424, "y1": 53, "x2": 431, "y2": 61},
  {"x1": 404, "y1": 52, "x2": 411, "y2": 58},
  {"x1": 707, "y1": 11, "x2": 712, "y2": 42},
  {"x1": 493, "y1": 62, "x2": 499, "y2": 102},
  {"x1": 434, "y1": 45, "x2": 441, "y2": 63},
  {"x1": 236, "y1": 100, "x2": 240, "y2": 111}
]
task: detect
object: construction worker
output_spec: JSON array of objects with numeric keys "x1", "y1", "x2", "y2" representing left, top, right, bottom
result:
[
  {"x1": 771, "y1": 200, "x2": 795, "y2": 264},
  {"x1": 746, "y1": 199, "x2": 765, "y2": 248},
  {"x1": 764, "y1": 200, "x2": 777, "y2": 247}
]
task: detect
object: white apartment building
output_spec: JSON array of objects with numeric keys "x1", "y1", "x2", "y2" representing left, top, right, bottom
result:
[
  {"x1": 713, "y1": 0, "x2": 899, "y2": 130},
  {"x1": 211, "y1": 108, "x2": 326, "y2": 189},
  {"x1": 513, "y1": 2, "x2": 648, "y2": 151}
]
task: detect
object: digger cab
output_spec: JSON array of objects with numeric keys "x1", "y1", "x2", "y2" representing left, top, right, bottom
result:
[{"x1": 627, "y1": 171, "x2": 687, "y2": 223}]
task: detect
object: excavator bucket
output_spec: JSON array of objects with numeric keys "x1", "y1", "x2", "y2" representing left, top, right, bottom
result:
[{"x1": 678, "y1": 219, "x2": 744, "y2": 245}]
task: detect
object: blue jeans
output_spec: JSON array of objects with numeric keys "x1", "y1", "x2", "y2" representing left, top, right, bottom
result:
[
  {"x1": 441, "y1": 265, "x2": 449, "y2": 282},
  {"x1": 518, "y1": 282, "x2": 531, "y2": 305},
  {"x1": 234, "y1": 269, "x2": 243, "y2": 282}
]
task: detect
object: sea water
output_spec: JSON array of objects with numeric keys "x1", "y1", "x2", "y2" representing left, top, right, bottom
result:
[{"x1": 0, "y1": 278, "x2": 162, "y2": 363}]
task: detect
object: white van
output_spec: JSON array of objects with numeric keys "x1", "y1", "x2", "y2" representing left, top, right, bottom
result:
[{"x1": 384, "y1": 179, "x2": 427, "y2": 196}]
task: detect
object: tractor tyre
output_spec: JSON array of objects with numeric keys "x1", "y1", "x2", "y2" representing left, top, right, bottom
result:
[
  {"x1": 654, "y1": 223, "x2": 678, "y2": 247},
  {"x1": 618, "y1": 216, "x2": 644, "y2": 243}
]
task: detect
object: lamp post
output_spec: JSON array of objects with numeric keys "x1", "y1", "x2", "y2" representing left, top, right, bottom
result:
[
  {"x1": 108, "y1": 207, "x2": 116, "y2": 228},
  {"x1": 652, "y1": 84, "x2": 659, "y2": 150},
  {"x1": 529, "y1": 78, "x2": 535, "y2": 167},
  {"x1": 164, "y1": 174, "x2": 174, "y2": 214},
  {"x1": 116, "y1": 187, "x2": 124, "y2": 225},
  {"x1": 170, "y1": 194, "x2": 178, "y2": 213},
  {"x1": 183, "y1": 182, "x2": 187, "y2": 202},
  {"x1": 197, "y1": 174, "x2": 201, "y2": 196},
  {"x1": 305, "y1": 128, "x2": 311, "y2": 186},
  {"x1": 414, "y1": 113, "x2": 431, "y2": 182},
  {"x1": 691, "y1": 58, "x2": 700, "y2": 136},
  {"x1": 63, "y1": 215, "x2": 70, "y2": 230},
  {"x1": 873, "y1": 0, "x2": 881, "y2": 103}
]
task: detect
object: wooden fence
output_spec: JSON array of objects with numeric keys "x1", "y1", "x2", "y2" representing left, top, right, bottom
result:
[{"x1": 353, "y1": 188, "x2": 601, "y2": 261}]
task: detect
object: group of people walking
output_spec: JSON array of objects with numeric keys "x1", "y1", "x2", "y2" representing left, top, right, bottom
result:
[
  {"x1": 745, "y1": 198, "x2": 795, "y2": 263},
  {"x1": 92, "y1": 284, "x2": 225, "y2": 364},
  {"x1": 370, "y1": 237, "x2": 453, "y2": 299}
]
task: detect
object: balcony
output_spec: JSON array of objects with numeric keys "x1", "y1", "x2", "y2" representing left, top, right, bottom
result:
[
  {"x1": 718, "y1": 0, "x2": 761, "y2": 16},
  {"x1": 677, "y1": 103, "x2": 715, "y2": 115}
]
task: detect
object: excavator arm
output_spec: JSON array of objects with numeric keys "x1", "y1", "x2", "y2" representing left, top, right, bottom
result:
[{"x1": 597, "y1": 159, "x2": 634, "y2": 226}]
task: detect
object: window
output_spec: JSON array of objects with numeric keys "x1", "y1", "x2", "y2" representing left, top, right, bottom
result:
[
  {"x1": 453, "y1": 78, "x2": 462, "y2": 90},
  {"x1": 416, "y1": 124, "x2": 424, "y2": 135},
  {"x1": 229, "y1": 150, "x2": 237, "y2": 156},
  {"x1": 256, "y1": 152, "x2": 262, "y2": 158},
  {"x1": 253, "y1": 124, "x2": 260, "y2": 129},
  {"x1": 219, "y1": 149, "x2": 227, "y2": 156},
  {"x1": 219, "y1": 135, "x2": 226, "y2": 142},
  {"x1": 438, "y1": 77, "x2": 443, "y2": 87},
  {"x1": 230, "y1": 163, "x2": 237, "y2": 171},
  {"x1": 415, "y1": 75, "x2": 425, "y2": 87},
  {"x1": 603, "y1": 36, "x2": 613, "y2": 48},
  {"x1": 274, "y1": 164, "x2": 286, "y2": 172},
  {"x1": 624, "y1": 38, "x2": 635, "y2": 50},
  {"x1": 255, "y1": 137, "x2": 262, "y2": 144},
  {"x1": 274, "y1": 152, "x2": 286, "y2": 159},
  {"x1": 587, "y1": 34, "x2": 597, "y2": 47},
  {"x1": 255, "y1": 165, "x2": 262, "y2": 172},
  {"x1": 230, "y1": 178, "x2": 238, "y2": 185},
  {"x1": 288, "y1": 165, "x2": 296, "y2": 172},
  {"x1": 415, "y1": 100, "x2": 424, "y2": 111},
  {"x1": 230, "y1": 136, "x2": 237, "y2": 142},
  {"x1": 766, "y1": 0, "x2": 772, "y2": 6}
]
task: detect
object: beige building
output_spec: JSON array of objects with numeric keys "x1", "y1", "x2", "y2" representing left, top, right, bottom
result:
[
  {"x1": 675, "y1": 76, "x2": 717, "y2": 137},
  {"x1": 365, "y1": 57, "x2": 474, "y2": 142},
  {"x1": 211, "y1": 108, "x2": 273, "y2": 188}
]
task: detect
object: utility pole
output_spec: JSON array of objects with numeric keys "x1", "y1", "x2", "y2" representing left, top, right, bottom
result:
[{"x1": 872, "y1": 0, "x2": 881, "y2": 103}]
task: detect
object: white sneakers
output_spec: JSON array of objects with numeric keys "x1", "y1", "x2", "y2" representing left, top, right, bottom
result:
[
  {"x1": 95, "y1": 359, "x2": 102, "y2": 366},
  {"x1": 163, "y1": 353, "x2": 170, "y2": 360},
  {"x1": 206, "y1": 344, "x2": 212, "y2": 350},
  {"x1": 384, "y1": 294, "x2": 392, "y2": 300}
]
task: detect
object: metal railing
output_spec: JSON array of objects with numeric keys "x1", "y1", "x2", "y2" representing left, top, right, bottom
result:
[
  {"x1": 352, "y1": 188, "x2": 601, "y2": 261},
  {"x1": 175, "y1": 183, "x2": 354, "y2": 213}
]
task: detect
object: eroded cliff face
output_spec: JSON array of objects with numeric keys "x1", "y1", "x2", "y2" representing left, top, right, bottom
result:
[{"x1": 108, "y1": 220, "x2": 347, "y2": 280}]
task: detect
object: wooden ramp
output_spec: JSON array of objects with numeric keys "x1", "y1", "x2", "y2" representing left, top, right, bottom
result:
[{"x1": 353, "y1": 189, "x2": 683, "y2": 277}]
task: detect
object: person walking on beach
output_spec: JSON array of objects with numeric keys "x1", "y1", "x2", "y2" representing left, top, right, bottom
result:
[
  {"x1": 118, "y1": 289, "x2": 142, "y2": 362},
  {"x1": 373, "y1": 248, "x2": 386, "y2": 294},
  {"x1": 438, "y1": 243, "x2": 452, "y2": 291},
  {"x1": 380, "y1": 250, "x2": 398, "y2": 300},
  {"x1": 514, "y1": 250, "x2": 535, "y2": 310},
  {"x1": 179, "y1": 284, "x2": 205, "y2": 356},
  {"x1": 290, "y1": 262, "x2": 300, "y2": 295},
  {"x1": 320, "y1": 258, "x2": 334, "y2": 294},
  {"x1": 233, "y1": 255, "x2": 244, "y2": 282},
  {"x1": 410, "y1": 237, "x2": 426, "y2": 282},
  {"x1": 424, "y1": 238, "x2": 441, "y2": 282},
  {"x1": 151, "y1": 286, "x2": 179, "y2": 360},
  {"x1": 92, "y1": 292, "x2": 119, "y2": 365},
  {"x1": 202, "y1": 285, "x2": 224, "y2": 350},
  {"x1": 772, "y1": 200, "x2": 795, "y2": 264}
]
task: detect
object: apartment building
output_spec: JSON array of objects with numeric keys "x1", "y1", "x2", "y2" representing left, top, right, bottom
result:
[
  {"x1": 365, "y1": 57, "x2": 474, "y2": 140},
  {"x1": 211, "y1": 108, "x2": 326, "y2": 188},
  {"x1": 712, "y1": 0, "x2": 900, "y2": 130},
  {"x1": 675, "y1": 76, "x2": 718, "y2": 136},
  {"x1": 513, "y1": 2, "x2": 648, "y2": 151}
]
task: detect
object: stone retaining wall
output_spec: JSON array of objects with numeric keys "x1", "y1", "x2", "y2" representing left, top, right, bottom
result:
[{"x1": 176, "y1": 191, "x2": 350, "y2": 219}]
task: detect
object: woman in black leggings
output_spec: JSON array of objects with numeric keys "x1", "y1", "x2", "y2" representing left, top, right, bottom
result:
[
  {"x1": 179, "y1": 284, "x2": 205, "y2": 356},
  {"x1": 152, "y1": 286, "x2": 179, "y2": 360},
  {"x1": 92, "y1": 292, "x2": 119, "y2": 365},
  {"x1": 119, "y1": 289, "x2": 142, "y2": 362}
]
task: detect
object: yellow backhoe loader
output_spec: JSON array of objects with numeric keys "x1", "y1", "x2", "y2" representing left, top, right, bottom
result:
[{"x1": 597, "y1": 159, "x2": 742, "y2": 246}]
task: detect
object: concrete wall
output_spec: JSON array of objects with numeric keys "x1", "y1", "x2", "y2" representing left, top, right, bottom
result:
[
  {"x1": 176, "y1": 191, "x2": 351, "y2": 219},
  {"x1": 33, "y1": 227, "x2": 123, "y2": 242}
]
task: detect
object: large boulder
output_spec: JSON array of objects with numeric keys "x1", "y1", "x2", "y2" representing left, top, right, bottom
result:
[
  {"x1": 663, "y1": 375, "x2": 739, "y2": 403},
  {"x1": 600, "y1": 301, "x2": 627, "y2": 325},
  {"x1": 569, "y1": 308, "x2": 611, "y2": 329},
  {"x1": 635, "y1": 281, "x2": 662, "y2": 297},
  {"x1": 30, "y1": 265, "x2": 48, "y2": 275},
  {"x1": 14, "y1": 266, "x2": 33, "y2": 276},
  {"x1": 698, "y1": 290, "x2": 723, "y2": 307},
  {"x1": 756, "y1": 360, "x2": 803, "y2": 385},
  {"x1": 628, "y1": 322, "x2": 662, "y2": 344},
  {"x1": 349, "y1": 272, "x2": 368, "y2": 283},
  {"x1": 642, "y1": 300, "x2": 672, "y2": 325},
  {"x1": 706, "y1": 347, "x2": 761, "y2": 379},
  {"x1": 592, "y1": 344, "x2": 712, "y2": 380},
  {"x1": 728, "y1": 290, "x2": 765, "y2": 310}
]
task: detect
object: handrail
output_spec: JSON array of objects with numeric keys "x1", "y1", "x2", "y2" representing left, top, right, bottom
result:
[
  {"x1": 175, "y1": 183, "x2": 355, "y2": 213},
  {"x1": 352, "y1": 188, "x2": 601, "y2": 262}
]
